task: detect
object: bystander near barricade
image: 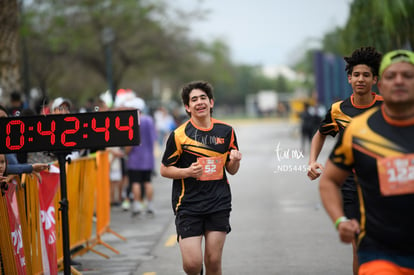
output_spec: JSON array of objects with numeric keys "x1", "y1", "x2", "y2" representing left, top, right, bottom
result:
[{"x1": 0, "y1": 151, "x2": 124, "y2": 274}]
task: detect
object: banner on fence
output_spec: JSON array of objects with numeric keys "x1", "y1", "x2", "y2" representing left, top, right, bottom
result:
[
  {"x1": 38, "y1": 167, "x2": 60, "y2": 275},
  {"x1": 5, "y1": 178, "x2": 27, "y2": 274}
]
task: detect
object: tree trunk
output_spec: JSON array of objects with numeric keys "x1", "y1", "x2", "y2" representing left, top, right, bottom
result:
[{"x1": 0, "y1": 0, "x2": 21, "y2": 104}]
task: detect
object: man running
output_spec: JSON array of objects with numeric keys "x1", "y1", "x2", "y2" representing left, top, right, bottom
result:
[
  {"x1": 320, "y1": 49, "x2": 414, "y2": 275},
  {"x1": 307, "y1": 46, "x2": 383, "y2": 274}
]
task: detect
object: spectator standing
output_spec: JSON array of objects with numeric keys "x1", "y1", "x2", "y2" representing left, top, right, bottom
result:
[
  {"x1": 51, "y1": 97, "x2": 71, "y2": 114},
  {"x1": 154, "y1": 106, "x2": 176, "y2": 147},
  {"x1": 300, "y1": 102, "x2": 320, "y2": 154},
  {"x1": 108, "y1": 147, "x2": 124, "y2": 206},
  {"x1": 50, "y1": 97, "x2": 81, "y2": 161},
  {"x1": 0, "y1": 105, "x2": 49, "y2": 175},
  {"x1": 0, "y1": 153, "x2": 7, "y2": 195},
  {"x1": 124, "y1": 97, "x2": 157, "y2": 215},
  {"x1": 7, "y1": 91, "x2": 24, "y2": 117}
]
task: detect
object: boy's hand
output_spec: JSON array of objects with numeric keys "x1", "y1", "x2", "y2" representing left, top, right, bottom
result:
[
  {"x1": 189, "y1": 161, "x2": 203, "y2": 179},
  {"x1": 229, "y1": 150, "x2": 242, "y2": 162}
]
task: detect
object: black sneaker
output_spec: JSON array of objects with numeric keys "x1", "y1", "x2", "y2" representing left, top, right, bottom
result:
[
  {"x1": 70, "y1": 259, "x2": 82, "y2": 266},
  {"x1": 131, "y1": 210, "x2": 141, "y2": 217},
  {"x1": 110, "y1": 201, "x2": 121, "y2": 207},
  {"x1": 146, "y1": 209, "x2": 155, "y2": 216}
]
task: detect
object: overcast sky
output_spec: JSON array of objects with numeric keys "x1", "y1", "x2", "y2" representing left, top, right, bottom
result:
[{"x1": 174, "y1": 0, "x2": 351, "y2": 67}]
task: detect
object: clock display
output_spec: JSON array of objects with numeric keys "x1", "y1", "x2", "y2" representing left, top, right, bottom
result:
[{"x1": 0, "y1": 109, "x2": 140, "y2": 153}]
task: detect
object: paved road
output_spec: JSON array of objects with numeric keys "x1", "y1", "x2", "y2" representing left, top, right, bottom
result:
[{"x1": 73, "y1": 119, "x2": 353, "y2": 275}]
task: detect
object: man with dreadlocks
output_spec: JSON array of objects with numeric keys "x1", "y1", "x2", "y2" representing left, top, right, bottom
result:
[{"x1": 307, "y1": 46, "x2": 383, "y2": 275}]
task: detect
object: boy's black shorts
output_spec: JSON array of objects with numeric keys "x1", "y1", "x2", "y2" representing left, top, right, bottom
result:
[{"x1": 175, "y1": 210, "x2": 231, "y2": 241}]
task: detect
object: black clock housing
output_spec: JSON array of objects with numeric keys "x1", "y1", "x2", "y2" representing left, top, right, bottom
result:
[{"x1": 0, "y1": 109, "x2": 140, "y2": 153}]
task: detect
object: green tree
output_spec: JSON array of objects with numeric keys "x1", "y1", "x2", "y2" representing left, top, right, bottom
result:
[
  {"x1": 324, "y1": 0, "x2": 414, "y2": 55},
  {"x1": 0, "y1": 0, "x2": 21, "y2": 102},
  {"x1": 293, "y1": 0, "x2": 414, "y2": 102},
  {"x1": 274, "y1": 75, "x2": 290, "y2": 93},
  {"x1": 343, "y1": 0, "x2": 414, "y2": 51},
  {"x1": 23, "y1": 0, "x2": 209, "y2": 103},
  {"x1": 16, "y1": 0, "x2": 304, "y2": 110}
]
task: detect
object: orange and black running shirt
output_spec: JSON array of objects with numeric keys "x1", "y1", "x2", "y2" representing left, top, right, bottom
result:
[
  {"x1": 319, "y1": 93, "x2": 383, "y2": 137},
  {"x1": 320, "y1": 93, "x2": 383, "y2": 192},
  {"x1": 330, "y1": 105, "x2": 414, "y2": 256},
  {"x1": 161, "y1": 118, "x2": 239, "y2": 215}
]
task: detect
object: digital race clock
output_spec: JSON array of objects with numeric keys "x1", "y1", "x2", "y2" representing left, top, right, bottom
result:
[{"x1": 0, "y1": 109, "x2": 140, "y2": 153}]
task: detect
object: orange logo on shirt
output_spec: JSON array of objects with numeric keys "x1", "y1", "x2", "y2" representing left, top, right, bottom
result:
[{"x1": 215, "y1": 137, "x2": 225, "y2": 144}]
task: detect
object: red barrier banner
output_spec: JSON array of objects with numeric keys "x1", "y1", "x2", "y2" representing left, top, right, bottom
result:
[
  {"x1": 5, "y1": 178, "x2": 27, "y2": 275},
  {"x1": 38, "y1": 168, "x2": 60, "y2": 275}
]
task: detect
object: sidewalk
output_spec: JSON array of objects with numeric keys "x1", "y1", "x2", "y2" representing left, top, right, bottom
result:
[{"x1": 70, "y1": 172, "x2": 174, "y2": 275}]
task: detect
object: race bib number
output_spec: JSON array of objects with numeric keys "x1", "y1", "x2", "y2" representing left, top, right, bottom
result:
[
  {"x1": 198, "y1": 156, "x2": 224, "y2": 181},
  {"x1": 377, "y1": 154, "x2": 414, "y2": 196}
]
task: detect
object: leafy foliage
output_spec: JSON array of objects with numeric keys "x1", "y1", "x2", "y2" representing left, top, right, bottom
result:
[
  {"x1": 294, "y1": 0, "x2": 414, "y2": 95},
  {"x1": 323, "y1": 0, "x2": 414, "y2": 56},
  {"x1": 15, "y1": 0, "x2": 301, "y2": 108}
]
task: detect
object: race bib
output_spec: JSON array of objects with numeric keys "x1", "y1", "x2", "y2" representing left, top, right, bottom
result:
[
  {"x1": 198, "y1": 156, "x2": 224, "y2": 181},
  {"x1": 377, "y1": 154, "x2": 414, "y2": 196}
]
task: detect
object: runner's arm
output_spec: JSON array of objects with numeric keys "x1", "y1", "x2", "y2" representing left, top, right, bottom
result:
[
  {"x1": 319, "y1": 160, "x2": 359, "y2": 243},
  {"x1": 307, "y1": 130, "x2": 327, "y2": 180},
  {"x1": 160, "y1": 162, "x2": 203, "y2": 180},
  {"x1": 225, "y1": 149, "x2": 242, "y2": 175}
]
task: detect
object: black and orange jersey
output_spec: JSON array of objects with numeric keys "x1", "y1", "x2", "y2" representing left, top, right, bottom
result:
[
  {"x1": 320, "y1": 93, "x2": 384, "y2": 192},
  {"x1": 330, "y1": 105, "x2": 414, "y2": 254},
  {"x1": 319, "y1": 93, "x2": 383, "y2": 137},
  {"x1": 162, "y1": 118, "x2": 239, "y2": 215}
]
